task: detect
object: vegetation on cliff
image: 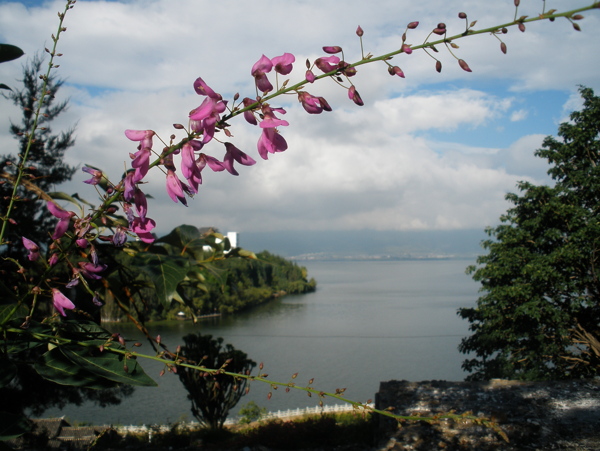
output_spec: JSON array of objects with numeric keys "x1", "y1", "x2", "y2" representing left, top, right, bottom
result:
[{"x1": 96, "y1": 225, "x2": 316, "y2": 323}]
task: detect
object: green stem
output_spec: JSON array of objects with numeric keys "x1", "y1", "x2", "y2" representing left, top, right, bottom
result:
[
  {"x1": 0, "y1": 0, "x2": 75, "y2": 246},
  {"x1": 8, "y1": 327, "x2": 497, "y2": 427}
]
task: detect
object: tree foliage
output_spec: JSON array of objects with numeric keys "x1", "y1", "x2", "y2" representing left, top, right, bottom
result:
[
  {"x1": 1, "y1": 53, "x2": 76, "y2": 258},
  {"x1": 458, "y1": 87, "x2": 600, "y2": 381},
  {"x1": 177, "y1": 333, "x2": 256, "y2": 429},
  {"x1": 96, "y1": 225, "x2": 316, "y2": 322}
]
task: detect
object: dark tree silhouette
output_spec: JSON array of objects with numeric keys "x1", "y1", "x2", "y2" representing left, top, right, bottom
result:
[
  {"x1": 177, "y1": 333, "x2": 256, "y2": 429},
  {"x1": 459, "y1": 87, "x2": 600, "y2": 381},
  {"x1": 1, "y1": 52, "x2": 76, "y2": 259}
]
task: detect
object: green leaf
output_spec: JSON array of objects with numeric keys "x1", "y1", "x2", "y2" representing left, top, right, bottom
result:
[
  {"x1": 0, "y1": 412, "x2": 30, "y2": 441},
  {"x1": 60, "y1": 346, "x2": 157, "y2": 387},
  {"x1": 35, "y1": 347, "x2": 119, "y2": 389},
  {"x1": 157, "y1": 224, "x2": 206, "y2": 260},
  {"x1": 133, "y1": 253, "x2": 190, "y2": 306},
  {"x1": 0, "y1": 44, "x2": 24, "y2": 64},
  {"x1": 0, "y1": 304, "x2": 25, "y2": 326},
  {"x1": 0, "y1": 83, "x2": 13, "y2": 91},
  {"x1": 0, "y1": 359, "x2": 17, "y2": 388},
  {"x1": 47, "y1": 191, "x2": 83, "y2": 208}
]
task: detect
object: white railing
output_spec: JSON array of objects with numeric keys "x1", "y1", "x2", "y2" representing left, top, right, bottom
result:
[{"x1": 116, "y1": 402, "x2": 374, "y2": 433}]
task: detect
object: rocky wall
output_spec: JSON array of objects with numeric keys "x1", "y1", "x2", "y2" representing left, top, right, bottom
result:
[{"x1": 375, "y1": 379, "x2": 600, "y2": 450}]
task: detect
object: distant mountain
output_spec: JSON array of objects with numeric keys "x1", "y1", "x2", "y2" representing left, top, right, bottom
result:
[{"x1": 239, "y1": 229, "x2": 488, "y2": 260}]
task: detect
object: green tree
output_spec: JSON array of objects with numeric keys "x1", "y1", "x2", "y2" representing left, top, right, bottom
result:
[
  {"x1": 177, "y1": 333, "x2": 256, "y2": 429},
  {"x1": 458, "y1": 86, "x2": 600, "y2": 381},
  {"x1": 1, "y1": 52, "x2": 76, "y2": 258}
]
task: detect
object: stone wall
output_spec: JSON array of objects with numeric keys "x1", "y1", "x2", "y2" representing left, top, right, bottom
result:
[{"x1": 375, "y1": 379, "x2": 600, "y2": 450}]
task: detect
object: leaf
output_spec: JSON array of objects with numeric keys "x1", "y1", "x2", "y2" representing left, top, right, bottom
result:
[
  {"x1": 60, "y1": 345, "x2": 157, "y2": 387},
  {"x1": 0, "y1": 44, "x2": 24, "y2": 64},
  {"x1": 47, "y1": 191, "x2": 83, "y2": 208},
  {"x1": 0, "y1": 304, "x2": 25, "y2": 326},
  {"x1": 133, "y1": 253, "x2": 190, "y2": 306},
  {"x1": 0, "y1": 412, "x2": 31, "y2": 441},
  {"x1": 35, "y1": 347, "x2": 119, "y2": 389},
  {"x1": 0, "y1": 359, "x2": 17, "y2": 388},
  {"x1": 0, "y1": 83, "x2": 13, "y2": 91},
  {"x1": 157, "y1": 224, "x2": 206, "y2": 260}
]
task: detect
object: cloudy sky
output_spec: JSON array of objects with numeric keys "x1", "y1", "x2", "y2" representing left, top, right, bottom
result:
[{"x1": 1, "y1": 0, "x2": 599, "y2": 237}]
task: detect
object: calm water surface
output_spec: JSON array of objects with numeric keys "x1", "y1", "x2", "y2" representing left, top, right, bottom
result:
[{"x1": 41, "y1": 259, "x2": 479, "y2": 425}]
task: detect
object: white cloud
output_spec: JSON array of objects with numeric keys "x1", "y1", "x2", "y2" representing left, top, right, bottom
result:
[
  {"x1": 510, "y1": 109, "x2": 528, "y2": 122},
  {"x1": 1, "y1": 0, "x2": 599, "y2": 236}
]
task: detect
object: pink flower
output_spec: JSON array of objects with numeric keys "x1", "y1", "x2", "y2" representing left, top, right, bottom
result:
[
  {"x1": 165, "y1": 170, "x2": 188, "y2": 206},
  {"x1": 189, "y1": 97, "x2": 227, "y2": 144},
  {"x1": 130, "y1": 216, "x2": 156, "y2": 243},
  {"x1": 123, "y1": 172, "x2": 136, "y2": 201},
  {"x1": 51, "y1": 288, "x2": 75, "y2": 316},
  {"x1": 130, "y1": 147, "x2": 150, "y2": 183},
  {"x1": 223, "y1": 143, "x2": 256, "y2": 176},
  {"x1": 257, "y1": 128, "x2": 288, "y2": 160},
  {"x1": 82, "y1": 166, "x2": 103, "y2": 185},
  {"x1": 197, "y1": 153, "x2": 225, "y2": 173},
  {"x1": 251, "y1": 54, "x2": 274, "y2": 93},
  {"x1": 76, "y1": 238, "x2": 88, "y2": 249},
  {"x1": 305, "y1": 70, "x2": 316, "y2": 83},
  {"x1": 112, "y1": 227, "x2": 127, "y2": 247},
  {"x1": 242, "y1": 98, "x2": 258, "y2": 125},
  {"x1": 47, "y1": 201, "x2": 75, "y2": 240},
  {"x1": 271, "y1": 53, "x2": 295, "y2": 75},
  {"x1": 193, "y1": 77, "x2": 221, "y2": 100},
  {"x1": 133, "y1": 188, "x2": 148, "y2": 220},
  {"x1": 181, "y1": 142, "x2": 202, "y2": 193},
  {"x1": 298, "y1": 92, "x2": 332, "y2": 114},
  {"x1": 259, "y1": 105, "x2": 289, "y2": 129},
  {"x1": 125, "y1": 129, "x2": 155, "y2": 151},
  {"x1": 22, "y1": 237, "x2": 40, "y2": 261},
  {"x1": 48, "y1": 253, "x2": 59, "y2": 266},
  {"x1": 125, "y1": 130, "x2": 154, "y2": 181},
  {"x1": 78, "y1": 261, "x2": 107, "y2": 280},
  {"x1": 315, "y1": 55, "x2": 340, "y2": 73}
]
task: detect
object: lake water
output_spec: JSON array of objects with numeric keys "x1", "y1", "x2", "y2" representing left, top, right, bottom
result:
[{"x1": 41, "y1": 258, "x2": 480, "y2": 425}]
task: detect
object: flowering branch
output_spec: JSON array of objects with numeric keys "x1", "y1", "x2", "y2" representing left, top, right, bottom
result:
[{"x1": 1, "y1": 0, "x2": 599, "y2": 443}]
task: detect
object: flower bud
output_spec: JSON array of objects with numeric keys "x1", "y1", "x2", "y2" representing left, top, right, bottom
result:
[
  {"x1": 348, "y1": 85, "x2": 364, "y2": 106},
  {"x1": 458, "y1": 12, "x2": 467, "y2": 19},
  {"x1": 500, "y1": 42, "x2": 507, "y2": 54},
  {"x1": 437, "y1": 23, "x2": 446, "y2": 29},
  {"x1": 432, "y1": 28, "x2": 446, "y2": 35},
  {"x1": 388, "y1": 66, "x2": 405, "y2": 78},
  {"x1": 407, "y1": 21, "x2": 419, "y2": 29},
  {"x1": 401, "y1": 44, "x2": 412, "y2": 55},
  {"x1": 356, "y1": 25, "x2": 364, "y2": 36},
  {"x1": 514, "y1": 0, "x2": 519, "y2": 6},
  {"x1": 518, "y1": 22, "x2": 525, "y2": 32},
  {"x1": 323, "y1": 46, "x2": 342, "y2": 54},
  {"x1": 173, "y1": 123, "x2": 184, "y2": 129},
  {"x1": 458, "y1": 59, "x2": 472, "y2": 72},
  {"x1": 436, "y1": 60, "x2": 442, "y2": 73}
]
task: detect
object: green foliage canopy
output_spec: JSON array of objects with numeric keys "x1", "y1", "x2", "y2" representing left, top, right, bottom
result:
[{"x1": 458, "y1": 87, "x2": 600, "y2": 381}]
